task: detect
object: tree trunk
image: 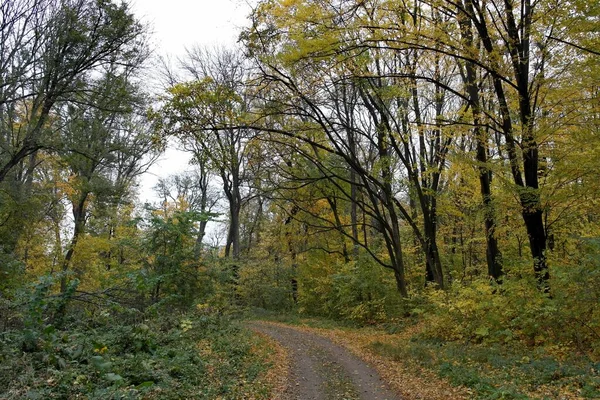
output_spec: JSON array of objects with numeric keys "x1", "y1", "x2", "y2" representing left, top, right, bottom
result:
[
  {"x1": 222, "y1": 174, "x2": 241, "y2": 260},
  {"x1": 230, "y1": 200, "x2": 241, "y2": 260},
  {"x1": 61, "y1": 192, "x2": 88, "y2": 293},
  {"x1": 463, "y1": 0, "x2": 548, "y2": 290},
  {"x1": 326, "y1": 197, "x2": 349, "y2": 263},
  {"x1": 350, "y1": 174, "x2": 360, "y2": 259},
  {"x1": 390, "y1": 219, "x2": 408, "y2": 297},
  {"x1": 194, "y1": 219, "x2": 208, "y2": 259},
  {"x1": 348, "y1": 130, "x2": 360, "y2": 259},
  {"x1": 523, "y1": 208, "x2": 549, "y2": 290},
  {"x1": 458, "y1": 8, "x2": 503, "y2": 281},
  {"x1": 423, "y1": 209, "x2": 444, "y2": 288}
]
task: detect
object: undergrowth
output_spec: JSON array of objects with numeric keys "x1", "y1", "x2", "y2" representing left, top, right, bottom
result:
[
  {"x1": 363, "y1": 270, "x2": 600, "y2": 400},
  {"x1": 369, "y1": 337, "x2": 600, "y2": 399},
  {"x1": 0, "y1": 305, "x2": 273, "y2": 399}
]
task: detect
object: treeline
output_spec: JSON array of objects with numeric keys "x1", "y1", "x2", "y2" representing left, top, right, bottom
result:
[
  {"x1": 153, "y1": 0, "x2": 600, "y2": 349},
  {"x1": 0, "y1": 2, "x2": 273, "y2": 398},
  {"x1": 1, "y1": 0, "x2": 599, "y2": 369},
  {"x1": 0, "y1": 0, "x2": 153, "y2": 296}
]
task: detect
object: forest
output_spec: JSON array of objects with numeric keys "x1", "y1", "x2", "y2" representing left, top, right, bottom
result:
[{"x1": 0, "y1": 0, "x2": 599, "y2": 398}]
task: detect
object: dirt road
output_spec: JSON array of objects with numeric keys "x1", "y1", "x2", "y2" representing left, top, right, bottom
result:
[{"x1": 248, "y1": 321, "x2": 401, "y2": 400}]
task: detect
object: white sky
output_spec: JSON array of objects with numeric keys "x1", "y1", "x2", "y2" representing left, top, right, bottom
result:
[
  {"x1": 131, "y1": 0, "x2": 252, "y2": 55},
  {"x1": 131, "y1": 0, "x2": 255, "y2": 204}
]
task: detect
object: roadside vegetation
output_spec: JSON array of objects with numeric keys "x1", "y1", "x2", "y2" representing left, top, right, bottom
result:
[{"x1": 0, "y1": 275, "x2": 274, "y2": 399}]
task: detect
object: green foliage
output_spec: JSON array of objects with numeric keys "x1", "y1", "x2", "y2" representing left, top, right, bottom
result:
[
  {"x1": 2, "y1": 0, "x2": 600, "y2": 398},
  {"x1": 295, "y1": 255, "x2": 401, "y2": 324},
  {"x1": 143, "y1": 206, "x2": 212, "y2": 307},
  {"x1": 363, "y1": 247, "x2": 600, "y2": 398},
  {"x1": 550, "y1": 238, "x2": 600, "y2": 356},
  {"x1": 0, "y1": 306, "x2": 273, "y2": 399},
  {"x1": 16, "y1": 273, "x2": 80, "y2": 351},
  {"x1": 0, "y1": 250, "x2": 24, "y2": 294},
  {"x1": 419, "y1": 244, "x2": 600, "y2": 354},
  {"x1": 238, "y1": 260, "x2": 295, "y2": 312},
  {"x1": 328, "y1": 259, "x2": 397, "y2": 324}
]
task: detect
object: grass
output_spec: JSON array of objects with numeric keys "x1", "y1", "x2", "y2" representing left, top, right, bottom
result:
[{"x1": 245, "y1": 307, "x2": 363, "y2": 329}]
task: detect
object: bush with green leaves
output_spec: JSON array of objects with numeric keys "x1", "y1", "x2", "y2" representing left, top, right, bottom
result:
[
  {"x1": 237, "y1": 259, "x2": 295, "y2": 312},
  {"x1": 0, "y1": 292, "x2": 273, "y2": 399},
  {"x1": 370, "y1": 334, "x2": 600, "y2": 399},
  {"x1": 295, "y1": 255, "x2": 401, "y2": 324},
  {"x1": 419, "y1": 238, "x2": 600, "y2": 357}
]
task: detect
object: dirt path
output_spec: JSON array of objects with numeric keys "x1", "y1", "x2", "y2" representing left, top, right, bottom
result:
[{"x1": 248, "y1": 321, "x2": 401, "y2": 400}]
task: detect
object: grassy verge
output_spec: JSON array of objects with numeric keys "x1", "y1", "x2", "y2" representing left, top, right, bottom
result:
[
  {"x1": 0, "y1": 310, "x2": 274, "y2": 399},
  {"x1": 369, "y1": 334, "x2": 600, "y2": 399}
]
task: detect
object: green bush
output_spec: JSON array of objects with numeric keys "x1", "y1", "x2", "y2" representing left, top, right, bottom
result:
[
  {"x1": 0, "y1": 303, "x2": 272, "y2": 399},
  {"x1": 297, "y1": 256, "x2": 400, "y2": 324}
]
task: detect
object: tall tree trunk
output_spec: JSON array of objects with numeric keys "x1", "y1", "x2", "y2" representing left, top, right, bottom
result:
[
  {"x1": 327, "y1": 196, "x2": 350, "y2": 263},
  {"x1": 357, "y1": 81, "x2": 411, "y2": 295},
  {"x1": 245, "y1": 197, "x2": 264, "y2": 255},
  {"x1": 378, "y1": 119, "x2": 408, "y2": 296},
  {"x1": 464, "y1": 0, "x2": 548, "y2": 290},
  {"x1": 222, "y1": 172, "x2": 241, "y2": 261},
  {"x1": 458, "y1": 5, "x2": 503, "y2": 281},
  {"x1": 194, "y1": 219, "x2": 208, "y2": 259},
  {"x1": 230, "y1": 200, "x2": 241, "y2": 260},
  {"x1": 349, "y1": 137, "x2": 360, "y2": 259},
  {"x1": 523, "y1": 209, "x2": 548, "y2": 287},
  {"x1": 409, "y1": 70, "x2": 446, "y2": 289},
  {"x1": 390, "y1": 217, "x2": 408, "y2": 297},
  {"x1": 423, "y1": 204, "x2": 444, "y2": 288}
]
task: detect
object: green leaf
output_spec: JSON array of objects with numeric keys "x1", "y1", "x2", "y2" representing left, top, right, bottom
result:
[
  {"x1": 91, "y1": 355, "x2": 112, "y2": 371},
  {"x1": 105, "y1": 373, "x2": 124, "y2": 382},
  {"x1": 475, "y1": 327, "x2": 490, "y2": 337},
  {"x1": 43, "y1": 324, "x2": 56, "y2": 335},
  {"x1": 136, "y1": 381, "x2": 155, "y2": 389}
]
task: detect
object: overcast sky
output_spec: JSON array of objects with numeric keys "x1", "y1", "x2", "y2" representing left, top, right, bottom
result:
[
  {"x1": 131, "y1": 0, "x2": 252, "y2": 55},
  {"x1": 130, "y1": 0, "x2": 255, "y2": 203}
]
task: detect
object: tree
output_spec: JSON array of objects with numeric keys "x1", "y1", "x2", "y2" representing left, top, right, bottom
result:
[
  {"x1": 241, "y1": 0, "x2": 476, "y2": 293},
  {"x1": 0, "y1": 0, "x2": 148, "y2": 285},
  {"x1": 57, "y1": 70, "x2": 156, "y2": 292},
  {"x1": 154, "y1": 170, "x2": 220, "y2": 258},
  {"x1": 456, "y1": 2, "x2": 503, "y2": 280},
  {"x1": 156, "y1": 48, "x2": 255, "y2": 261},
  {"x1": 143, "y1": 205, "x2": 205, "y2": 306},
  {"x1": 440, "y1": 0, "x2": 585, "y2": 290},
  {"x1": 0, "y1": 0, "x2": 146, "y2": 183}
]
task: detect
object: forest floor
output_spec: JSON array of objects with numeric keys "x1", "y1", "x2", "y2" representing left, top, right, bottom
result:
[{"x1": 248, "y1": 318, "x2": 599, "y2": 400}]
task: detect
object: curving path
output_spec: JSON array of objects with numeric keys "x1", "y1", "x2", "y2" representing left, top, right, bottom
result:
[{"x1": 248, "y1": 321, "x2": 401, "y2": 400}]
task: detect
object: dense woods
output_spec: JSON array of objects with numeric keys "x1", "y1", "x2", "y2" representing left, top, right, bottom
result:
[{"x1": 1, "y1": 0, "x2": 599, "y2": 398}]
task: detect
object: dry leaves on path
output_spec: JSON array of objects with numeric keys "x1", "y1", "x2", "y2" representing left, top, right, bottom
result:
[
  {"x1": 257, "y1": 321, "x2": 471, "y2": 400},
  {"x1": 248, "y1": 321, "x2": 400, "y2": 400},
  {"x1": 251, "y1": 328, "x2": 290, "y2": 400}
]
